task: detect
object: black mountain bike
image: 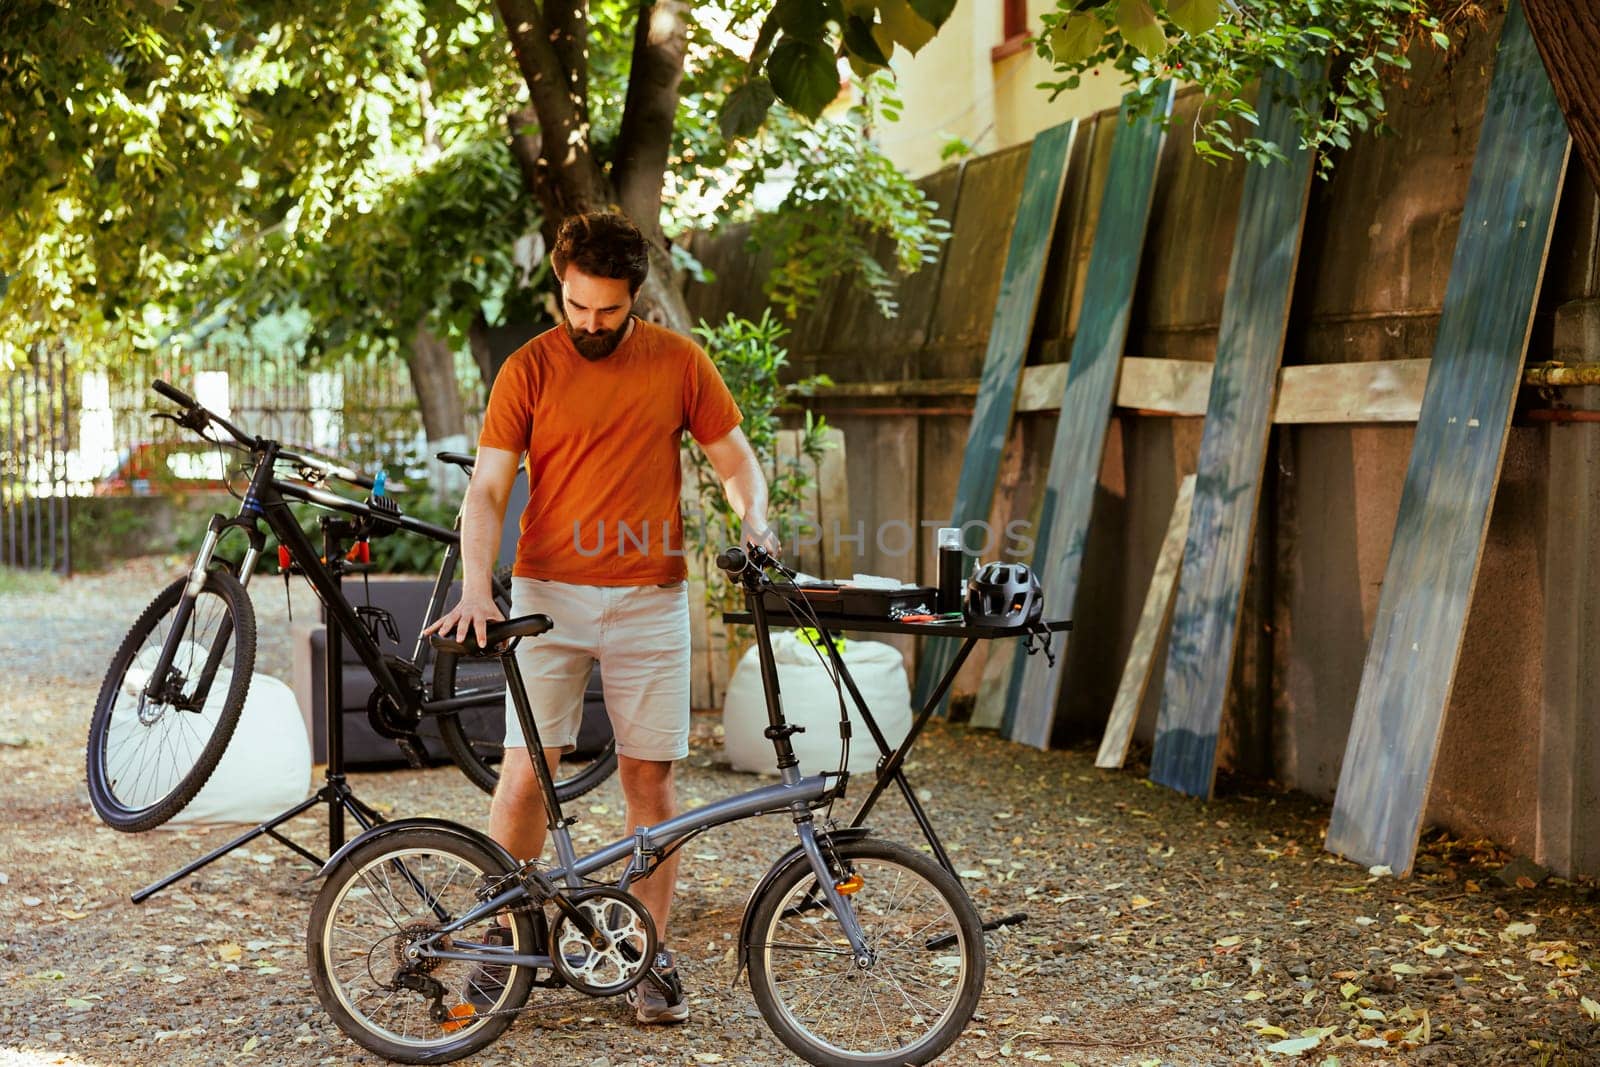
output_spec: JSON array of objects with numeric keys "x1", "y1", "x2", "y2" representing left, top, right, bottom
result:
[{"x1": 86, "y1": 381, "x2": 614, "y2": 832}]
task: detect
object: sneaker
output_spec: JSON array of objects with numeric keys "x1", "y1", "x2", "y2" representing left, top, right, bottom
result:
[
  {"x1": 626, "y1": 950, "x2": 689, "y2": 1025},
  {"x1": 462, "y1": 925, "x2": 514, "y2": 1011}
]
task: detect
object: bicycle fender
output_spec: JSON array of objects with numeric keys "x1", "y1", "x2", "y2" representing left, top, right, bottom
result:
[
  {"x1": 315, "y1": 817, "x2": 519, "y2": 880},
  {"x1": 734, "y1": 826, "x2": 875, "y2": 983}
]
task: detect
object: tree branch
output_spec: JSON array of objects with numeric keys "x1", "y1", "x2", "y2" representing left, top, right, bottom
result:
[
  {"x1": 613, "y1": 0, "x2": 689, "y2": 234},
  {"x1": 495, "y1": 0, "x2": 609, "y2": 218},
  {"x1": 546, "y1": 0, "x2": 590, "y2": 134}
]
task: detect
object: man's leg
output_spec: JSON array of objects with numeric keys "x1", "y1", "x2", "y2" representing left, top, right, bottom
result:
[
  {"x1": 489, "y1": 746, "x2": 565, "y2": 861},
  {"x1": 616, "y1": 754, "x2": 679, "y2": 939}
]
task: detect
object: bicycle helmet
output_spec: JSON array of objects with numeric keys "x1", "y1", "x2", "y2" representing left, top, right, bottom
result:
[{"x1": 965, "y1": 562, "x2": 1044, "y2": 626}]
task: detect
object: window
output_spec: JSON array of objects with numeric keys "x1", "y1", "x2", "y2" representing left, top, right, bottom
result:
[{"x1": 992, "y1": 0, "x2": 1029, "y2": 62}]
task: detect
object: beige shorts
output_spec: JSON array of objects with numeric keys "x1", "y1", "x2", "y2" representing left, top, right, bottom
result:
[{"x1": 503, "y1": 577, "x2": 691, "y2": 762}]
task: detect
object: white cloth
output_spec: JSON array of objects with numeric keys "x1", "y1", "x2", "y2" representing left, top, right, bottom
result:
[
  {"x1": 722, "y1": 632, "x2": 912, "y2": 777},
  {"x1": 164, "y1": 674, "x2": 312, "y2": 827}
]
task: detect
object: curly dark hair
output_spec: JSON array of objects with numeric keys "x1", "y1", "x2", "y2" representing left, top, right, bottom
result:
[{"x1": 550, "y1": 211, "x2": 650, "y2": 294}]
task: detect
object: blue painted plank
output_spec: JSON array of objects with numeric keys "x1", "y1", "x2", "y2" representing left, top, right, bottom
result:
[
  {"x1": 1149, "y1": 59, "x2": 1325, "y2": 798},
  {"x1": 1326, "y1": 0, "x2": 1569, "y2": 875},
  {"x1": 996, "y1": 85, "x2": 1177, "y2": 747},
  {"x1": 912, "y1": 120, "x2": 1079, "y2": 711}
]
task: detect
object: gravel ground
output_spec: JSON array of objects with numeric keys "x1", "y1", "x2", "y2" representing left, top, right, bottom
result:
[{"x1": 3, "y1": 558, "x2": 1600, "y2": 1066}]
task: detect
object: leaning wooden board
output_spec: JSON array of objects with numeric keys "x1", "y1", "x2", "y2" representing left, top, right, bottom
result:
[
  {"x1": 911, "y1": 119, "x2": 1079, "y2": 711},
  {"x1": 991, "y1": 85, "x2": 1176, "y2": 744},
  {"x1": 1149, "y1": 59, "x2": 1325, "y2": 798},
  {"x1": 1097, "y1": 474, "x2": 1196, "y2": 769},
  {"x1": 1326, "y1": 0, "x2": 1569, "y2": 875}
]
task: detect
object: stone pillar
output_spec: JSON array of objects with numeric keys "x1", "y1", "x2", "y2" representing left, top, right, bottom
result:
[{"x1": 1538, "y1": 298, "x2": 1600, "y2": 876}]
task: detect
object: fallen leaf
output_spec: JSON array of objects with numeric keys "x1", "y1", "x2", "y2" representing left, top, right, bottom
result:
[
  {"x1": 58, "y1": 909, "x2": 88, "y2": 920},
  {"x1": 217, "y1": 943, "x2": 243, "y2": 962},
  {"x1": 241, "y1": 1036, "x2": 258, "y2": 1053},
  {"x1": 1266, "y1": 1034, "x2": 1323, "y2": 1054},
  {"x1": 1503, "y1": 921, "x2": 1537, "y2": 940},
  {"x1": 22, "y1": 896, "x2": 42, "y2": 907},
  {"x1": 1581, "y1": 997, "x2": 1600, "y2": 1022},
  {"x1": 1390, "y1": 963, "x2": 1423, "y2": 975},
  {"x1": 1130, "y1": 895, "x2": 1155, "y2": 910}
]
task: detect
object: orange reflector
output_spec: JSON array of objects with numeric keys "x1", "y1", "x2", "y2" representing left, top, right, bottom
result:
[
  {"x1": 439, "y1": 1003, "x2": 476, "y2": 1032},
  {"x1": 835, "y1": 874, "x2": 864, "y2": 895}
]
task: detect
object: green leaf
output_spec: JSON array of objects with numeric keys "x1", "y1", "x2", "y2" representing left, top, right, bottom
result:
[
  {"x1": 1047, "y1": 13, "x2": 1106, "y2": 65},
  {"x1": 875, "y1": 0, "x2": 936, "y2": 55},
  {"x1": 767, "y1": 37, "x2": 842, "y2": 117},
  {"x1": 1115, "y1": 0, "x2": 1167, "y2": 57},
  {"x1": 720, "y1": 79, "x2": 776, "y2": 141},
  {"x1": 774, "y1": 0, "x2": 831, "y2": 40},
  {"x1": 1431, "y1": 30, "x2": 1450, "y2": 49},
  {"x1": 1165, "y1": 0, "x2": 1220, "y2": 36},
  {"x1": 843, "y1": 14, "x2": 891, "y2": 66},
  {"x1": 905, "y1": 0, "x2": 958, "y2": 30}
]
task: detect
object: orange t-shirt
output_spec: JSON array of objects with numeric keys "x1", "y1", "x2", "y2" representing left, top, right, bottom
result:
[{"x1": 479, "y1": 319, "x2": 743, "y2": 585}]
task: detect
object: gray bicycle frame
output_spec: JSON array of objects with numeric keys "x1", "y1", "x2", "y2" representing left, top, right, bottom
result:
[{"x1": 410, "y1": 572, "x2": 875, "y2": 967}]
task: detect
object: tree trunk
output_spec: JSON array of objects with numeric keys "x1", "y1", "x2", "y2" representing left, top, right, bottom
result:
[
  {"x1": 1523, "y1": 0, "x2": 1600, "y2": 192},
  {"x1": 496, "y1": 0, "x2": 696, "y2": 336},
  {"x1": 406, "y1": 322, "x2": 469, "y2": 499},
  {"x1": 467, "y1": 310, "x2": 495, "y2": 394}
]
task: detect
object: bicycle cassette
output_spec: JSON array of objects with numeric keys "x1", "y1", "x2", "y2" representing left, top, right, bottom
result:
[{"x1": 548, "y1": 888, "x2": 657, "y2": 997}]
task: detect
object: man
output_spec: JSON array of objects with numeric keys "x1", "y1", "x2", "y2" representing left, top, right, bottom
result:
[{"x1": 429, "y1": 211, "x2": 777, "y2": 1025}]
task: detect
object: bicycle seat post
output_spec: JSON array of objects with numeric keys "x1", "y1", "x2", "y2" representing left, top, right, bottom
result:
[{"x1": 500, "y1": 650, "x2": 583, "y2": 882}]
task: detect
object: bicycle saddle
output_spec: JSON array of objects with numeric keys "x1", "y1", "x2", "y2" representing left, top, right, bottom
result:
[
  {"x1": 429, "y1": 613, "x2": 553, "y2": 657},
  {"x1": 436, "y1": 451, "x2": 476, "y2": 471}
]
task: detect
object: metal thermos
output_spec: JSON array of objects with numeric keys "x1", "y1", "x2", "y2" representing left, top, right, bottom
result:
[{"x1": 936, "y1": 527, "x2": 963, "y2": 614}]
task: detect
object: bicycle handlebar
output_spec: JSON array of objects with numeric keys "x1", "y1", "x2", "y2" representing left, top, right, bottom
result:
[
  {"x1": 151, "y1": 379, "x2": 374, "y2": 491},
  {"x1": 152, "y1": 379, "x2": 198, "y2": 409},
  {"x1": 717, "y1": 543, "x2": 795, "y2": 586}
]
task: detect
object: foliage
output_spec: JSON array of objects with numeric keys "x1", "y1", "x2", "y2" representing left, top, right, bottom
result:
[
  {"x1": 1035, "y1": 0, "x2": 1485, "y2": 175},
  {"x1": 682, "y1": 312, "x2": 833, "y2": 611},
  {"x1": 2, "y1": 0, "x2": 952, "y2": 375},
  {"x1": 747, "y1": 76, "x2": 948, "y2": 318},
  {"x1": 719, "y1": 0, "x2": 958, "y2": 124},
  {"x1": 0, "y1": 0, "x2": 514, "y2": 355}
]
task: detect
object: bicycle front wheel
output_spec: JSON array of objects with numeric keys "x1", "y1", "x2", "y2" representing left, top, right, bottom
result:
[
  {"x1": 432, "y1": 651, "x2": 618, "y2": 802},
  {"x1": 747, "y1": 837, "x2": 986, "y2": 1066},
  {"x1": 86, "y1": 569, "x2": 255, "y2": 832},
  {"x1": 308, "y1": 828, "x2": 537, "y2": 1063}
]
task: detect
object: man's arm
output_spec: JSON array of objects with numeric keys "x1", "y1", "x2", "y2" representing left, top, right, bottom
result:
[
  {"x1": 424, "y1": 445, "x2": 521, "y2": 647},
  {"x1": 700, "y1": 426, "x2": 781, "y2": 555}
]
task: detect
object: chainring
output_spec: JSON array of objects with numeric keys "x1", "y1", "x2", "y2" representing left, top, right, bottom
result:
[{"x1": 548, "y1": 888, "x2": 657, "y2": 997}]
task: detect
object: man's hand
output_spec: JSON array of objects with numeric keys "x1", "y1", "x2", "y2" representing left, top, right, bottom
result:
[
  {"x1": 743, "y1": 512, "x2": 782, "y2": 558},
  {"x1": 423, "y1": 589, "x2": 505, "y2": 649}
]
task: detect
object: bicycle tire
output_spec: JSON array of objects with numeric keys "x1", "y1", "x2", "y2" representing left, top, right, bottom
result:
[
  {"x1": 432, "y1": 651, "x2": 618, "y2": 802},
  {"x1": 308, "y1": 828, "x2": 536, "y2": 1063},
  {"x1": 747, "y1": 836, "x2": 986, "y2": 1066},
  {"x1": 86, "y1": 569, "x2": 256, "y2": 832}
]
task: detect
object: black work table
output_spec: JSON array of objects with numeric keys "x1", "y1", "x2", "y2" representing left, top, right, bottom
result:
[{"x1": 721, "y1": 608, "x2": 1071, "y2": 882}]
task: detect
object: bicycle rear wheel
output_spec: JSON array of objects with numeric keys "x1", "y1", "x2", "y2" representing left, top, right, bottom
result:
[
  {"x1": 747, "y1": 837, "x2": 986, "y2": 1066},
  {"x1": 432, "y1": 652, "x2": 618, "y2": 802},
  {"x1": 308, "y1": 828, "x2": 536, "y2": 1063},
  {"x1": 86, "y1": 569, "x2": 255, "y2": 832}
]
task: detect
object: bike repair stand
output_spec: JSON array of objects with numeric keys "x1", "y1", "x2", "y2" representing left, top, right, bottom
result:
[{"x1": 132, "y1": 517, "x2": 388, "y2": 903}]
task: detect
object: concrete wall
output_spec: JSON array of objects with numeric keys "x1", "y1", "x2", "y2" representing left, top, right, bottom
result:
[
  {"x1": 876, "y1": 0, "x2": 1126, "y2": 179},
  {"x1": 685, "y1": 13, "x2": 1600, "y2": 874}
]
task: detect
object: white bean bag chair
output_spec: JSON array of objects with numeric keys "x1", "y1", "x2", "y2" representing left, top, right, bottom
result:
[
  {"x1": 723, "y1": 633, "x2": 911, "y2": 777},
  {"x1": 163, "y1": 672, "x2": 313, "y2": 827}
]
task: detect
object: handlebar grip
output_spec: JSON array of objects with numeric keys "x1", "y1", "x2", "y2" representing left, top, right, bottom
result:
[
  {"x1": 716, "y1": 547, "x2": 747, "y2": 575},
  {"x1": 152, "y1": 379, "x2": 199, "y2": 409}
]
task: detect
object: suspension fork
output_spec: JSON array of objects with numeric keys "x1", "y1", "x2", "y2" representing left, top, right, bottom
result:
[{"x1": 143, "y1": 512, "x2": 264, "y2": 712}]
